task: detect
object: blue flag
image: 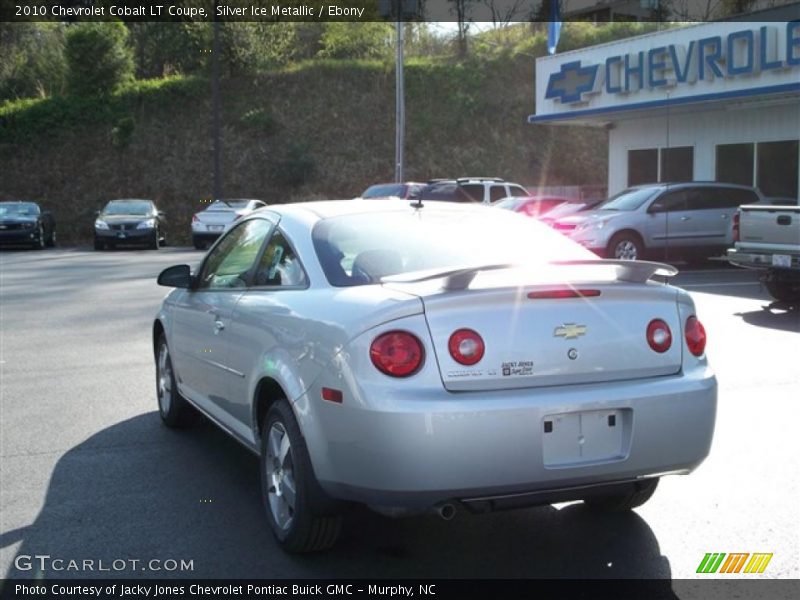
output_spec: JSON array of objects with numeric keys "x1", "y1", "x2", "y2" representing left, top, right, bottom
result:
[{"x1": 547, "y1": 0, "x2": 562, "y2": 55}]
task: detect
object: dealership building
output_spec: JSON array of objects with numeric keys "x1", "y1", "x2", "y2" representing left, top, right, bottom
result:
[{"x1": 530, "y1": 18, "x2": 800, "y2": 201}]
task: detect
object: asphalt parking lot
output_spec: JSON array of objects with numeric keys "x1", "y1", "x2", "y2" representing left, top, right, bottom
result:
[{"x1": 1, "y1": 247, "x2": 798, "y2": 582}]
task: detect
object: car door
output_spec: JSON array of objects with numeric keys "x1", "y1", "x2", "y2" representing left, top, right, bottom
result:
[
  {"x1": 489, "y1": 184, "x2": 508, "y2": 204},
  {"x1": 222, "y1": 228, "x2": 311, "y2": 433},
  {"x1": 169, "y1": 218, "x2": 273, "y2": 427},
  {"x1": 645, "y1": 188, "x2": 693, "y2": 252},
  {"x1": 679, "y1": 187, "x2": 732, "y2": 251}
]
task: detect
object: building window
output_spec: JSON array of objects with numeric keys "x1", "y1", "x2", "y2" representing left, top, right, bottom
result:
[
  {"x1": 660, "y1": 147, "x2": 694, "y2": 183},
  {"x1": 628, "y1": 147, "x2": 694, "y2": 187},
  {"x1": 716, "y1": 143, "x2": 754, "y2": 187},
  {"x1": 757, "y1": 140, "x2": 799, "y2": 199},
  {"x1": 628, "y1": 149, "x2": 658, "y2": 186}
]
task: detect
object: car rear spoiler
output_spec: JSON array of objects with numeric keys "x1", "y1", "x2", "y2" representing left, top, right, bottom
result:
[{"x1": 382, "y1": 260, "x2": 677, "y2": 291}]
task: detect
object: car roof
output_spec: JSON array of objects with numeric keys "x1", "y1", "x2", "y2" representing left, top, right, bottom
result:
[
  {"x1": 629, "y1": 182, "x2": 757, "y2": 191},
  {"x1": 261, "y1": 199, "x2": 487, "y2": 221}
]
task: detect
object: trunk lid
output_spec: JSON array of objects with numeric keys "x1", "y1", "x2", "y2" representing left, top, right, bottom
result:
[{"x1": 385, "y1": 264, "x2": 683, "y2": 392}]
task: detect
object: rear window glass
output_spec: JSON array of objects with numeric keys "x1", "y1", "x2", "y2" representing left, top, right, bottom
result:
[
  {"x1": 312, "y1": 207, "x2": 594, "y2": 287},
  {"x1": 362, "y1": 184, "x2": 406, "y2": 199},
  {"x1": 420, "y1": 182, "x2": 476, "y2": 202},
  {"x1": 208, "y1": 200, "x2": 250, "y2": 211}
]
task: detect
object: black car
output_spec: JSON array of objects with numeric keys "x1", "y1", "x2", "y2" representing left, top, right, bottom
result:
[
  {"x1": 0, "y1": 201, "x2": 56, "y2": 249},
  {"x1": 94, "y1": 199, "x2": 166, "y2": 250}
]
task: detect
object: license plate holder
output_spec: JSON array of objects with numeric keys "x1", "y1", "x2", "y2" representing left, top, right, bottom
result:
[
  {"x1": 209, "y1": 225, "x2": 224, "y2": 232},
  {"x1": 543, "y1": 409, "x2": 627, "y2": 468},
  {"x1": 772, "y1": 254, "x2": 791, "y2": 268}
]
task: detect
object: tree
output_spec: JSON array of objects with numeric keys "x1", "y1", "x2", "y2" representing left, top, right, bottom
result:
[
  {"x1": 481, "y1": 0, "x2": 528, "y2": 27},
  {"x1": 449, "y1": 0, "x2": 476, "y2": 57},
  {"x1": 317, "y1": 23, "x2": 393, "y2": 59},
  {"x1": 0, "y1": 23, "x2": 67, "y2": 101},
  {"x1": 65, "y1": 21, "x2": 134, "y2": 96}
]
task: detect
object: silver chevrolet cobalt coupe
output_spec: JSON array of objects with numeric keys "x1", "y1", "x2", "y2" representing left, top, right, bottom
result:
[{"x1": 153, "y1": 200, "x2": 716, "y2": 552}]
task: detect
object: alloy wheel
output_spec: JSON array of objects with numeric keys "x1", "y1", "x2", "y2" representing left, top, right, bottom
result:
[
  {"x1": 614, "y1": 240, "x2": 638, "y2": 260},
  {"x1": 157, "y1": 344, "x2": 173, "y2": 415},
  {"x1": 265, "y1": 422, "x2": 297, "y2": 532}
]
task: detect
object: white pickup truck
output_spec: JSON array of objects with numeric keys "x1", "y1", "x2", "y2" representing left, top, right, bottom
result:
[{"x1": 727, "y1": 204, "x2": 800, "y2": 303}]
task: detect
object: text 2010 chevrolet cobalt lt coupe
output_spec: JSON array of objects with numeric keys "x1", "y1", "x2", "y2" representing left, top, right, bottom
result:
[{"x1": 153, "y1": 200, "x2": 716, "y2": 552}]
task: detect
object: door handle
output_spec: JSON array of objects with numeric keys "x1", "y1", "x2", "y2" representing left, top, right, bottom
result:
[
  {"x1": 680, "y1": 216, "x2": 691, "y2": 221},
  {"x1": 721, "y1": 214, "x2": 729, "y2": 219},
  {"x1": 213, "y1": 320, "x2": 225, "y2": 334}
]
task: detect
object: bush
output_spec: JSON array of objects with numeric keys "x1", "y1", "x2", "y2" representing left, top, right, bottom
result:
[
  {"x1": 240, "y1": 108, "x2": 278, "y2": 136},
  {"x1": 65, "y1": 22, "x2": 134, "y2": 97},
  {"x1": 0, "y1": 23, "x2": 68, "y2": 101},
  {"x1": 272, "y1": 143, "x2": 315, "y2": 187},
  {"x1": 317, "y1": 23, "x2": 392, "y2": 60}
]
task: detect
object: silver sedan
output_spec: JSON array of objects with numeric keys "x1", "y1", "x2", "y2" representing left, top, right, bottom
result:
[{"x1": 153, "y1": 200, "x2": 717, "y2": 552}]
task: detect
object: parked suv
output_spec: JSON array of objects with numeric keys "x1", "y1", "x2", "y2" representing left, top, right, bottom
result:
[
  {"x1": 554, "y1": 182, "x2": 763, "y2": 261},
  {"x1": 421, "y1": 178, "x2": 529, "y2": 204}
]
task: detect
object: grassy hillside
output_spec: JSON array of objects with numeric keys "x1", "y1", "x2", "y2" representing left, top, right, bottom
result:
[{"x1": 0, "y1": 56, "x2": 607, "y2": 245}]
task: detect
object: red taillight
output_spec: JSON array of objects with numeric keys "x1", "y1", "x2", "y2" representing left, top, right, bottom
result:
[
  {"x1": 448, "y1": 329, "x2": 485, "y2": 365},
  {"x1": 685, "y1": 316, "x2": 707, "y2": 357},
  {"x1": 528, "y1": 289, "x2": 601, "y2": 299},
  {"x1": 192, "y1": 215, "x2": 199, "y2": 223},
  {"x1": 370, "y1": 331, "x2": 424, "y2": 377},
  {"x1": 732, "y1": 210, "x2": 740, "y2": 243},
  {"x1": 646, "y1": 319, "x2": 672, "y2": 353}
]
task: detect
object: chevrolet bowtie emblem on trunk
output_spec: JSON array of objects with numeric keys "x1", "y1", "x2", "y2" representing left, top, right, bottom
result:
[{"x1": 554, "y1": 323, "x2": 587, "y2": 339}]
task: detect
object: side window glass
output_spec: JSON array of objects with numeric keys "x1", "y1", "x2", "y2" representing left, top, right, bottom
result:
[
  {"x1": 460, "y1": 184, "x2": 483, "y2": 202},
  {"x1": 199, "y1": 219, "x2": 272, "y2": 290},
  {"x1": 725, "y1": 189, "x2": 759, "y2": 208},
  {"x1": 510, "y1": 185, "x2": 529, "y2": 197},
  {"x1": 489, "y1": 185, "x2": 507, "y2": 203},
  {"x1": 686, "y1": 188, "x2": 721, "y2": 210},
  {"x1": 650, "y1": 191, "x2": 687, "y2": 213},
  {"x1": 253, "y1": 231, "x2": 308, "y2": 288}
]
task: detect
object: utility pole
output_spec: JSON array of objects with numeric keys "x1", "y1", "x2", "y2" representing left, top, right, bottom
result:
[
  {"x1": 394, "y1": 3, "x2": 405, "y2": 183},
  {"x1": 212, "y1": 2, "x2": 222, "y2": 200}
]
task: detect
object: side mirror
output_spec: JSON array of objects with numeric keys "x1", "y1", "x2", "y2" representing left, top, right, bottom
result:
[
  {"x1": 158, "y1": 264, "x2": 193, "y2": 289},
  {"x1": 157, "y1": 211, "x2": 166, "y2": 218},
  {"x1": 94, "y1": 210, "x2": 101, "y2": 217}
]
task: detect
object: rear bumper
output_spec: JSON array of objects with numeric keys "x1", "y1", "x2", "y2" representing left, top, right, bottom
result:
[
  {"x1": 302, "y1": 366, "x2": 717, "y2": 510},
  {"x1": 727, "y1": 248, "x2": 800, "y2": 271},
  {"x1": 192, "y1": 232, "x2": 222, "y2": 243}
]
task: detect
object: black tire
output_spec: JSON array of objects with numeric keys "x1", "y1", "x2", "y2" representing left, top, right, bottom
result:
[
  {"x1": 764, "y1": 276, "x2": 800, "y2": 304},
  {"x1": 606, "y1": 232, "x2": 644, "y2": 261},
  {"x1": 155, "y1": 335, "x2": 200, "y2": 428},
  {"x1": 94, "y1": 239, "x2": 104, "y2": 251},
  {"x1": 193, "y1": 237, "x2": 205, "y2": 250},
  {"x1": 584, "y1": 478, "x2": 659, "y2": 512},
  {"x1": 46, "y1": 229, "x2": 56, "y2": 248},
  {"x1": 150, "y1": 229, "x2": 160, "y2": 250},
  {"x1": 261, "y1": 400, "x2": 342, "y2": 553},
  {"x1": 32, "y1": 225, "x2": 45, "y2": 250}
]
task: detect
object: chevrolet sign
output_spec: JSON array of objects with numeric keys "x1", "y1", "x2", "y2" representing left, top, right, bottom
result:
[{"x1": 545, "y1": 22, "x2": 800, "y2": 105}]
